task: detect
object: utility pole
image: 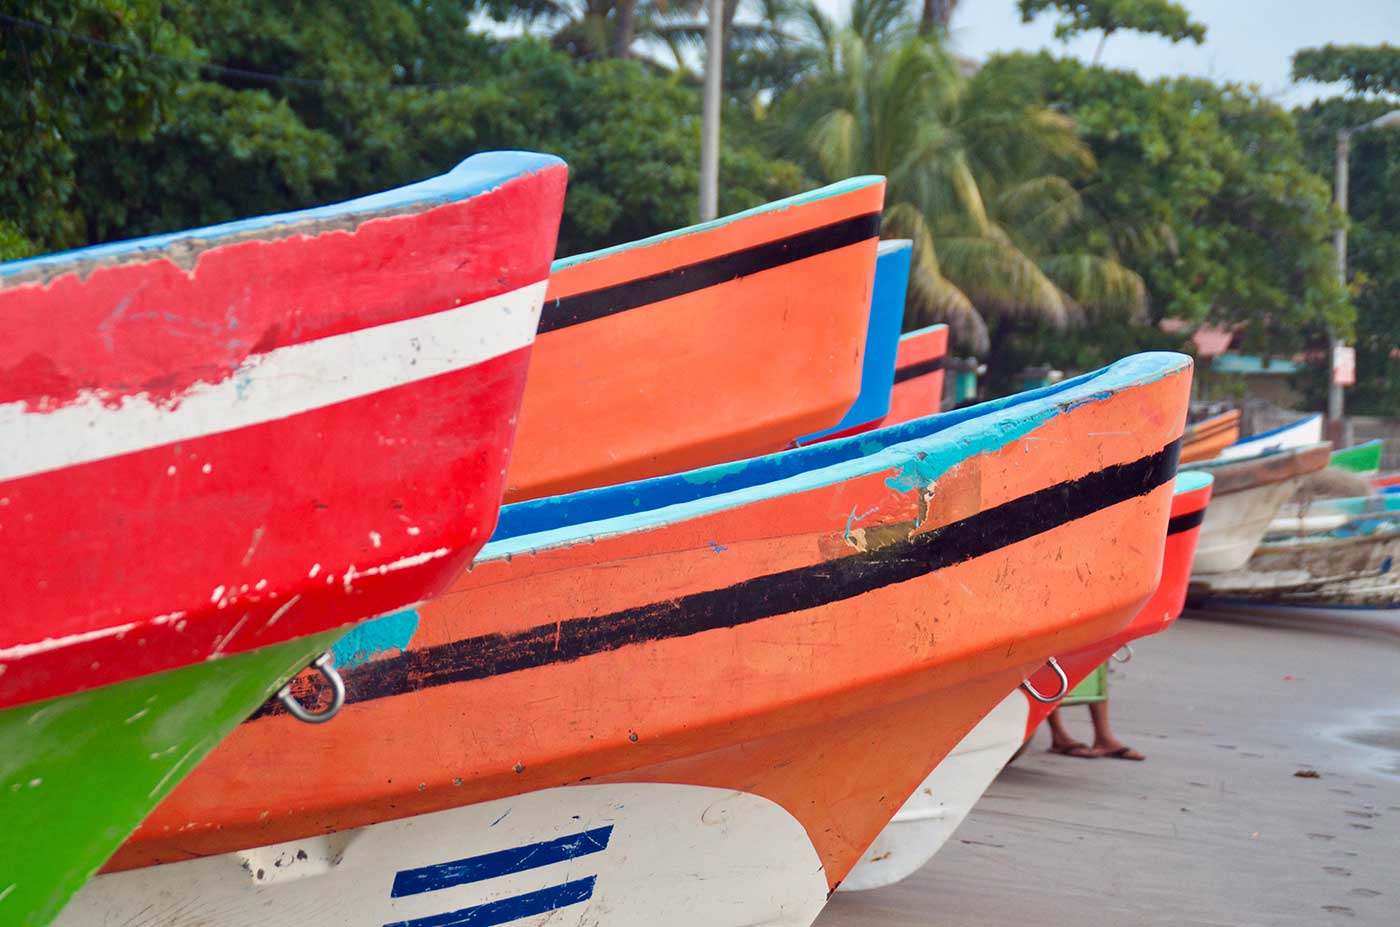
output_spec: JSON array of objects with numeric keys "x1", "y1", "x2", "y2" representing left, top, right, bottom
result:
[
  {"x1": 1331, "y1": 110, "x2": 1400, "y2": 448},
  {"x1": 699, "y1": 0, "x2": 723, "y2": 221},
  {"x1": 1331, "y1": 128, "x2": 1350, "y2": 447}
]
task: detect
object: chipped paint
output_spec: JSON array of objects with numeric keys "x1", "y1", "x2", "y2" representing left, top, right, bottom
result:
[
  {"x1": 330, "y1": 609, "x2": 420, "y2": 671},
  {"x1": 0, "y1": 623, "x2": 140, "y2": 661}
]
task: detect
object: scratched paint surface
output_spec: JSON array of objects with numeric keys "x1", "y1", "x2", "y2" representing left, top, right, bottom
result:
[
  {"x1": 117, "y1": 353, "x2": 1195, "y2": 900},
  {"x1": 0, "y1": 630, "x2": 338, "y2": 927},
  {"x1": 1018, "y1": 472, "x2": 1214, "y2": 738},
  {"x1": 0, "y1": 151, "x2": 568, "y2": 710}
]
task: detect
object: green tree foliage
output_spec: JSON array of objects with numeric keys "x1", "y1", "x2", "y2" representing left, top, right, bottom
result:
[
  {"x1": 1294, "y1": 44, "x2": 1400, "y2": 98},
  {"x1": 1294, "y1": 45, "x2": 1400, "y2": 415},
  {"x1": 979, "y1": 52, "x2": 1348, "y2": 364},
  {"x1": 1017, "y1": 0, "x2": 1205, "y2": 61},
  {"x1": 1, "y1": 0, "x2": 801, "y2": 259},
  {"x1": 773, "y1": 1, "x2": 1147, "y2": 355},
  {"x1": 1, "y1": 1, "x2": 191, "y2": 251}
]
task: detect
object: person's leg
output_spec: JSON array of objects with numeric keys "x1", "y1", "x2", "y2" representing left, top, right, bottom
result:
[
  {"x1": 1045, "y1": 708, "x2": 1096, "y2": 757},
  {"x1": 1087, "y1": 700, "x2": 1144, "y2": 760}
]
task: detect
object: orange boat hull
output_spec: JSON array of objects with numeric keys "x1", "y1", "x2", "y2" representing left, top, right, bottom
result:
[
  {"x1": 505, "y1": 179, "x2": 886, "y2": 501},
  {"x1": 1021, "y1": 470, "x2": 1214, "y2": 737},
  {"x1": 1180, "y1": 408, "x2": 1240, "y2": 464},
  {"x1": 86, "y1": 355, "x2": 1191, "y2": 927}
]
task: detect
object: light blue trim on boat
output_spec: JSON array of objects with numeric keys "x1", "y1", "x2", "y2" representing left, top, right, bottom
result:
[
  {"x1": 1, "y1": 151, "x2": 565, "y2": 276},
  {"x1": 796, "y1": 239, "x2": 912, "y2": 444},
  {"x1": 899, "y1": 321, "x2": 950, "y2": 342},
  {"x1": 1173, "y1": 471, "x2": 1214, "y2": 495},
  {"x1": 1292, "y1": 494, "x2": 1400, "y2": 517},
  {"x1": 1228, "y1": 413, "x2": 1322, "y2": 448},
  {"x1": 550, "y1": 176, "x2": 884, "y2": 272},
  {"x1": 485, "y1": 352, "x2": 1191, "y2": 557}
]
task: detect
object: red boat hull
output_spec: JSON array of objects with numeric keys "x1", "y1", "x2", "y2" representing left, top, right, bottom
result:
[{"x1": 0, "y1": 153, "x2": 568, "y2": 708}]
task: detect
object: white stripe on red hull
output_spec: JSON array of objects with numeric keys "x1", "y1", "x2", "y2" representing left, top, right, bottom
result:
[
  {"x1": 1, "y1": 281, "x2": 545, "y2": 481},
  {"x1": 0, "y1": 284, "x2": 545, "y2": 707}
]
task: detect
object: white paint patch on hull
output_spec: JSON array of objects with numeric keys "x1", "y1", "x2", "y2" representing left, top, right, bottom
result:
[
  {"x1": 56, "y1": 783, "x2": 828, "y2": 927},
  {"x1": 1, "y1": 280, "x2": 546, "y2": 481},
  {"x1": 840, "y1": 690, "x2": 1028, "y2": 892},
  {"x1": 1192, "y1": 477, "x2": 1303, "y2": 574}
]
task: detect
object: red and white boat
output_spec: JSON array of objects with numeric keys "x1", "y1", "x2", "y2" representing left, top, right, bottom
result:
[{"x1": 0, "y1": 151, "x2": 568, "y2": 927}]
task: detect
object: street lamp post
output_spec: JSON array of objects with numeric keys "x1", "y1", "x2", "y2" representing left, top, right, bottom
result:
[
  {"x1": 1331, "y1": 110, "x2": 1400, "y2": 447},
  {"x1": 698, "y1": 0, "x2": 723, "y2": 222}
]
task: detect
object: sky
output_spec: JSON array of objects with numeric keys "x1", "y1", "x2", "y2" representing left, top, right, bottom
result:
[{"x1": 817, "y1": 0, "x2": 1400, "y2": 106}]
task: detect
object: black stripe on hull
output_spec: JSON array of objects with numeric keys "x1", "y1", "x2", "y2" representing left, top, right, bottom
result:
[
  {"x1": 1166, "y1": 508, "x2": 1206, "y2": 535},
  {"x1": 257, "y1": 438, "x2": 1181, "y2": 718},
  {"x1": 538, "y1": 212, "x2": 882, "y2": 334},
  {"x1": 892, "y1": 355, "x2": 947, "y2": 384}
]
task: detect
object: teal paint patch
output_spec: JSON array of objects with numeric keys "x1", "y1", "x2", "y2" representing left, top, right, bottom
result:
[
  {"x1": 883, "y1": 414, "x2": 1052, "y2": 493},
  {"x1": 680, "y1": 460, "x2": 749, "y2": 485},
  {"x1": 483, "y1": 353, "x2": 1190, "y2": 560},
  {"x1": 331, "y1": 609, "x2": 420, "y2": 670}
]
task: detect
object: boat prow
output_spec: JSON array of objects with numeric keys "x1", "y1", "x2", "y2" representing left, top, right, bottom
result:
[
  {"x1": 841, "y1": 469, "x2": 1215, "y2": 892},
  {"x1": 68, "y1": 352, "x2": 1192, "y2": 927},
  {"x1": 1, "y1": 151, "x2": 568, "y2": 927}
]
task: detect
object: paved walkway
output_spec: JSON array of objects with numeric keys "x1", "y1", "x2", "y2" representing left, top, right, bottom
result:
[{"x1": 816, "y1": 610, "x2": 1400, "y2": 926}]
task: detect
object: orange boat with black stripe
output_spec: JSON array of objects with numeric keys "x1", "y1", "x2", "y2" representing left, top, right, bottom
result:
[
  {"x1": 77, "y1": 353, "x2": 1192, "y2": 927},
  {"x1": 505, "y1": 178, "x2": 885, "y2": 501}
]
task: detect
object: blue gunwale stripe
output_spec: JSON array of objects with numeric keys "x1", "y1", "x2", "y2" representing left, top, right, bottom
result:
[
  {"x1": 384, "y1": 876, "x2": 596, "y2": 927},
  {"x1": 391, "y1": 826, "x2": 613, "y2": 898}
]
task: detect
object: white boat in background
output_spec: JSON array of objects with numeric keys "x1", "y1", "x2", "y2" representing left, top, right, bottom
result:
[
  {"x1": 1218, "y1": 414, "x2": 1323, "y2": 461},
  {"x1": 1191, "y1": 520, "x2": 1400, "y2": 609},
  {"x1": 1186, "y1": 443, "x2": 1331, "y2": 574},
  {"x1": 840, "y1": 694, "x2": 1028, "y2": 892},
  {"x1": 1268, "y1": 493, "x2": 1400, "y2": 537}
]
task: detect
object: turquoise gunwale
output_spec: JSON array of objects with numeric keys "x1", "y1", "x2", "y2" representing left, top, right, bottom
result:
[{"x1": 488, "y1": 352, "x2": 1192, "y2": 555}]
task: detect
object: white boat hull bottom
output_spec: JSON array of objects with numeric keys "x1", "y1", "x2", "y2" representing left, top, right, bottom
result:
[
  {"x1": 1192, "y1": 477, "x2": 1303, "y2": 574},
  {"x1": 839, "y1": 690, "x2": 1028, "y2": 892},
  {"x1": 1192, "y1": 531, "x2": 1400, "y2": 609},
  {"x1": 56, "y1": 784, "x2": 828, "y2": 927}
]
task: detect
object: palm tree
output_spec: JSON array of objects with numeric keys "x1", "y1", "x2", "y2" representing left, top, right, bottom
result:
[
  {"x1": 921, "y1": 0, "x2": 958, "y2": 34},
  {"x1": 771, "y1": 0, "x2": 1148, "y2": 354}
]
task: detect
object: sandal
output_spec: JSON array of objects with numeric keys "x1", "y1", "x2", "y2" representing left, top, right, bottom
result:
[{"x1": 1049, "y1": 742, "x2": 1098, "y2": 758}]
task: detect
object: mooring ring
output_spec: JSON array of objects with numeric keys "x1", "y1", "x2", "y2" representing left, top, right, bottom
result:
[
  {"x1": 277, "y1": 652, "x2": 345, "y2": 724},
  {"x1": 1020, "y1": 656, "x2": 1069, "y2": 704}
]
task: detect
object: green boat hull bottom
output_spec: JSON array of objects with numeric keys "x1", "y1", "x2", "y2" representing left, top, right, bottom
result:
[{"x1": 0, "y1": 631, "x2": 339, "y2": 927}]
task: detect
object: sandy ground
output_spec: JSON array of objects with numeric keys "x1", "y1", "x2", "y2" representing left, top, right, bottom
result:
[{"x1": 816, "y1": 609, "x2": 1400, "y2": 926}]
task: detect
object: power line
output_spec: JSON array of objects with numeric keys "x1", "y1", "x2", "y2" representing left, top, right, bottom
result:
[{"x1": 0, "y1": 11, "x2": 601, "y2": 92}]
